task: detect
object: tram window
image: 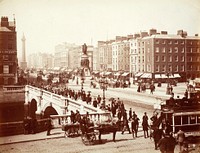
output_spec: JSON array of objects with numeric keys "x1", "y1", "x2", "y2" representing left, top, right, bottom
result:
[
  {"x1": 190, "y1": 115, "x2": 196, "y2": 124},
  {"x1": 174, "y1": 116, "x2": 181, "y2": 125},
  {"x1": 197, "y1": 115, "x2": 200, "y2": 123},
  {"x1": 182, "y1": 115, "x2": 188, "y2": 124}
]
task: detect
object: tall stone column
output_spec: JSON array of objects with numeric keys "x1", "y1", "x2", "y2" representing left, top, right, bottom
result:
[{"x1": 20, "y1": 33, "x2": 27, "y2": 70}]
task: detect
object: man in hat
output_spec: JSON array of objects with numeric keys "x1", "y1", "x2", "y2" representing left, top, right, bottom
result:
[{"x1": 121, "y1": 109, "x2": 131, "y2": 134}]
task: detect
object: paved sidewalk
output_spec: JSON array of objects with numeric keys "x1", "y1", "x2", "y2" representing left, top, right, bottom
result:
[{"x1": 0, "y1": 128, "x2": 65, "y2": 145}]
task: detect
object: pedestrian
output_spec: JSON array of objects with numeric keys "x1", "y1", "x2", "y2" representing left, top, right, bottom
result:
[
  {"x1": 46, "y1": 118, "x2": 52, "y2": 136},
  {"x1": 97, "y1": 95, "x2": 101, "y2": 105},
  {"x1": 142, "y1": 112, "x2": 149, "y2": 138},
  {"x1": 131, "y1": 115, "x2": 138, "y2": 138},
  {"x1": 153, "y1": 128, "x2": 163, "y2": 150},
  {"x1": 158, "y1": 132, "x2": 176, "y2": 153},
  {"x1": 121, "y1": 110, "x2": 131, "y2": 134},
  {"x1": 177, "y1": 128, "x2": 186, "y2": 153},
  {"x1": 93, "y1": 97, "x2": 98, "y2": 108},
  {"x1": 128, "y1": 108, "x2": 132, "y2": 120}
]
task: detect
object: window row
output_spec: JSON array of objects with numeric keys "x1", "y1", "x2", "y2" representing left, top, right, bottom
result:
[
  {"x1": 155, "y1": 47, "x2": 184, "y2": 53},
  {"x1": 155, "y1": 40, "x2": 184, "y2": 45},
  {"x1": 155, "y1": 55, "x2": 185, "y2": 62},
  {"x1": 155, "y1": 65, "x2": 185, "y2": 72}
]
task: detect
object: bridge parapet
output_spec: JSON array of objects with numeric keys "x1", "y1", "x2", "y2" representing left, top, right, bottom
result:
[
  {"x1": 50, "y1": 112, "x2": 111, "y2": 128},
  {"x1": 26, "y1": 85, "x2": 104, "y2": 117}
]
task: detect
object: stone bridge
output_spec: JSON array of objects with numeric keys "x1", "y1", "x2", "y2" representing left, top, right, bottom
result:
[{"x1": 25, "y1": 85, "x2": 103, "y2": 119}]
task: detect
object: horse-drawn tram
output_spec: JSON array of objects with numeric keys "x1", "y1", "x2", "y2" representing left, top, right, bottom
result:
[
  {"x1": 153, "y1": 91, "x2": 200, "y2": 139},
  {"x1": 51, "y1": 111, "x2": 122, "y2": 145}
]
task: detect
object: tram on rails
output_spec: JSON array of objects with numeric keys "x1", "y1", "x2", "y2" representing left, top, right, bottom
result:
[{"x1": 153, "y1": 90, "x2": 200, "y2": 139}]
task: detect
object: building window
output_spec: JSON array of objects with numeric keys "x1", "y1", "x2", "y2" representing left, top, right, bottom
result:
[
  {"x1": 181, "y1": 56, "x2": 184, "y2": 62},
  {"x1": 181, "y1": 65, "x2": 184, "y2": 71},
  {"x1": 181, "y1": 41, "x2": 184, "y2": 44},
  {"x1": 181, "y1": 47, "x2": 184, "y2": 53},
  {"x1": 156, "y1": 47, "x2": 159, "y2": 53},
  {"x1": 147, "y1": 48, "x2": 150, "y2": 53},
  {"x1": 138, "y1": 48, "x2": 140, "y2": 54},
  {"x1": 169, "y1": 48, "x2": 172, "y2": 53},
  {"x1": 156, "y1": 40, "x2": 159, "y2": 44},
  {"x1": 155, "y1": 65, "x2": 159, "y2": 72},
  {"x1": 168, "y1": 40, "x2": 172, "y2": 44},
  {"x1": 168, "y1": 65, "x2": 172, "y2": 72},
  {"x1": 175, "y1": 65, "x2": 178, "y2": 72},
  {"x1": 162, "y1": 56, "x2": 165, "y2": 62},
  {"x1": 174, "y1": 40, "x2": 178, "y2": 44},
  {"x1": 155, "y1": 55, "x2": 159, "y2": 62},
  {"x1": 3, "y1": 65, "x2": 9, "y2": 74},
  {"x1": 147, "y1": 65, "x2": 151, "y2": 72},
  {"x1": 174, "y1": 47, "x2": 178, "y2": 53},
  {"x1": 168, "y1": 55, "x2": 172, "y2": 62},
  {"x1": 174, "y1": 56, "x2": 178, "y2": 62},
  {"x1": 162, "y1": 65, "x2": 166, "y2": 72},
  {"x1": 142, "y1": 48, "x2": 144, "y2": 54},
  {"x1": 162, "y1": 47, "x2": 166, "y2": 53},
  {"x1": 197, "y1": 48, "x2": 200, "y2": 53}
]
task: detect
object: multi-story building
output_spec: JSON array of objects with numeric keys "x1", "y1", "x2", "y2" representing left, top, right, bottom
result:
[
  {"x1": 28, "y1": 52, "x2": 54, "y2": 69},
  {"x1": 112, "y1": 36, "x2": 132, "y2": 72},
  {"x1": 68, "y1": 45, "x2": 81, "y2": 70},
  {"x1": 129, "y1": 34, "x2": 140, "y2": 75},
  {"x1": 0, "y1": 17, "x2": 18, "y2": 85},
  {"x1": 185, "y1": 34, "x2": 200, "y2": 79},
  {"x1": 54, "y1": 43, "x2": 71, "y2": 68},
  {"x1": 98, "y1": 40, "x2": 114, "y2": 71}
]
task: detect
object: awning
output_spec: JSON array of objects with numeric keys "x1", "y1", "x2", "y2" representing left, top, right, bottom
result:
[
  {"x1": 114, "y1": 73, "x2": 121, "y2": 76},
  {"x1": 141, "y1": 73, "x2": 152, "y2": 78},
  {"x1": 155, "y1": 74, "x2": 162, "y2": 79},
  {"x1": 92, "y1": 71, "x2": 99, "y2": 74},
  {"x1": 161, "y1": 74, "x2": 168, "y2": 79},
  {"x1": 121, "y1": 72, "x2": 129, "y2": 76},
  {"x1": 174, "y1": 74, "x2": 181, "y2": 78},
  {"x1": 105, "y1": 72, "x2": 112, "y2": 75},
  {"x1": 135, "y1": 72, "x2": 143, "y2": 77}
]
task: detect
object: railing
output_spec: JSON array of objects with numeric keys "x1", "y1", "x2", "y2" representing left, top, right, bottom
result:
[
  {"x1": 50, "y1": 112, "x2": 111, "y2": 128},
  {"x1": 27, "y1": 85, "x2": 104, "y2": 115}
]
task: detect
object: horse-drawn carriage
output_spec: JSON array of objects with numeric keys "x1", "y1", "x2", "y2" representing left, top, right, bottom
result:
[{"x1": 79, "y1": 112, "x2": 122, "y2": 145}]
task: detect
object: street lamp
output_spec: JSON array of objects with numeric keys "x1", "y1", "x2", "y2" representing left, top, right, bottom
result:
[
  {"x1": 99, "y1": 76, "x2": 108, "y2": 109},
  {"x1": 166, "y1": 72, "x2": 171, "y2": 95}
]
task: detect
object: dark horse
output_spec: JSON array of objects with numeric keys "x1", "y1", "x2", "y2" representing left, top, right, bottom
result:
[{"x1": 96, "y1": 120, "x2": 122, "y2": 142}]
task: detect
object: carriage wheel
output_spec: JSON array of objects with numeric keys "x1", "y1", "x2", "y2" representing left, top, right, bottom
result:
[
  {"x1": 88, "y1": 133, "x2": 96, "y2": 145},
  {"x1": 65, "y1": 129, "x2": 71, "y2": 137}
]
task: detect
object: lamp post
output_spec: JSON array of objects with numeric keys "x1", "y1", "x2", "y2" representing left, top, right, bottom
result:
[
  {"x1": 99, "y1": 76, "x2": 108, "y2": 109},
  {"x1": 166, "y1": 72, "x2": 171, "y2": 95}
]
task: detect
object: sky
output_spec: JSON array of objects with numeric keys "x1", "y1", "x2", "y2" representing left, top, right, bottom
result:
[{"x1": 0, "y1": 0, "x2": 200, "y2": 61}]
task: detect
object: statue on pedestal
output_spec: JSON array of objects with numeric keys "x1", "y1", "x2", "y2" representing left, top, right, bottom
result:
[{"x1": 80, "y1": 43, "x2": 90, "y2": 77}]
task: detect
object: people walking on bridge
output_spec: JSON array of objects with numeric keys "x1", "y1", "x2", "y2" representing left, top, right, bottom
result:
[{"x1": 142, "y1": 112, "x2": 149, "y2": 138}]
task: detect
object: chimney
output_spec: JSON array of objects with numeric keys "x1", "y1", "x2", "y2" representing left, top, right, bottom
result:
[
  {"x1": 161, "y1": 31, "x2": 168, "y2": 35},
  {"x1": 1, "y1": 16, "x2": 9, "y2": 27},
  {"x1": 140, "y1": 31, "x2": 149, "y2": 38},
  {"x1": 149, "y1": 29, "x2": 157, "y2": 36}
]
